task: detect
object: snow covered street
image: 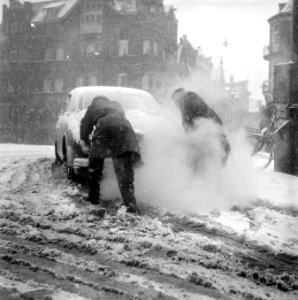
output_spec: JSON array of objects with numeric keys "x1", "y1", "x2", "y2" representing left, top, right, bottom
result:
[{"x1": 0, "y1": 144, "x2": 297, "y2": 300}]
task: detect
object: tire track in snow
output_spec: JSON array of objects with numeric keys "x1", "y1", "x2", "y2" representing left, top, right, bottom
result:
[{"x1": 0, "y1": 158, "x2": 297, "y2": 299}]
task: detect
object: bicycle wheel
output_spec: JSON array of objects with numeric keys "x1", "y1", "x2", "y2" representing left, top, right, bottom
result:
[
  {"x1": 246, "y1": 132, "x2": 262, "y2": 155},
  {"x1": 252, "y1": 138, "x2": 274, "y2": 170}
]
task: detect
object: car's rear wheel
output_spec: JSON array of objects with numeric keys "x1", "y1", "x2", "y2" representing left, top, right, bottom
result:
[{"x1": 62, "y1": 138, "x2": 76, "y2": 181}]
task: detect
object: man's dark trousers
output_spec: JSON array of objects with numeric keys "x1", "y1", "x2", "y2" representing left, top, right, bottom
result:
[{"x1": 88, "y1": 153, "x2": 137, "y2": 208}]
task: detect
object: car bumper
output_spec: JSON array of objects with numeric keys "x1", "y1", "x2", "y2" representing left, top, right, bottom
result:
[{"x1": 73, "y1": 158, "x2": 89, "y2": 169}]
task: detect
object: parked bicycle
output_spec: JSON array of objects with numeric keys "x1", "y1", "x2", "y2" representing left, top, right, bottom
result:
[{"x1": 246, "y1": 111, "x2": 289, "y2": 170}]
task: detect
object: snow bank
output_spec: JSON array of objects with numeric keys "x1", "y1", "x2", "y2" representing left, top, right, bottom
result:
[{"x1": 257, "y1": 170, "x2": 298, "y2": 207}]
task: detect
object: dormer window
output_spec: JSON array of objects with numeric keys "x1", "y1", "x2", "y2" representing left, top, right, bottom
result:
[{"x1": 45, "y1": 7, "x2": 59, "y2": 20}]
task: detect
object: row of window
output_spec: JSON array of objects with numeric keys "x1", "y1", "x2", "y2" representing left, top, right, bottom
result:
[
  {"x1": 3, "y1": 73, "x2": 162, "y2": 94},
  {"x1": 118, "y1": 40, "x2": 163, "y2": 57},
  {"x1": 117, "y1": 73, "x2": 162, "y2": 90},
  {"x1": 82, "y1": 1, "x2": 102, "y2": 11},
  {"x1": 45, "y1": 47, "x2": 68, "y2": 61},
  {"x1": 7, "y1": 49, "x2": 30, "y2": 62},
  {"x1": 76, "y1": 75, "x2": 98, "y2": 87},
  {"x1": 81, "y1": 14, "x2": 102, "y2": 25},
  {"x1": 4, "y1": 40, "x2": 171, "y2": 63},
  {"x1": 143, "y1": 40, "x2": 159, "y2": 56},
  {"x1": 43, "y1": 78, "x2": 64, "y2": 93}
]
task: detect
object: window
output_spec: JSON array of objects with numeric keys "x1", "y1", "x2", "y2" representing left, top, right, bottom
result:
[
  {"x1": 142, "y1": 74, "x2": 150, "y2": 90},
  {"x1": 142, "y1": 74, "x2": 154, "y2": 90},
  {"x1": 19, "y1": 49, "x2": 29, "y2": 61},
  {"x1": 96, "y1": 15, "x2": 102, "y2": 23},
  {"x1": 76, "y1": 76, "x2": 84, "y2": 87},
  {"x1": 9, "y1": 49, "x2": 18, "y2": 62},
  {"x1": 119, "y1": 40, "x2": 128, "y2": 56},
  {"x1": 43, "y1": 79, "x2": 51, "y2": 92},
  {"x1": 55, "y1": 78, "x2": 64, "y2": 92},
  {"x1": 272, "y1": 25, "x2": 280, "y2": 53},
  {"x1": 88, "y1": 75, "x2": 97, "y2": 86},
  {"x1": 45, "y1": 47, "x2": 55, "y2": 61},
  {"x1": 56, "y1": 47, "x2": 65, "y2": 60},
  {"x1": 84, "y1": 1, "x2": 101, "y2": 11},
  {"x1": 143, "y1": 40, "x2": 151, "y2": 55},
  {"x1": 117, "y1": 73, "x2": 128, "y2": 87},
  {"x1": 153, "y1": 41, "x2": 159, "y2": 56},
  {"x1": 81, "y1": 14, "x2": 102, "y2": 24}
]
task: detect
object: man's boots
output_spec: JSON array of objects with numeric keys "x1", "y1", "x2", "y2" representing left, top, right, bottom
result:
[
  {"x1": 86, "y1": 168, "x2": 101, "y2": 205},
  {"x1": 126, "y1": 203, "x2": 142, "y2": 215}
]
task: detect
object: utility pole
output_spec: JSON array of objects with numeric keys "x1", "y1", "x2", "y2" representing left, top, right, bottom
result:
[
  {"x1": 274, "y1": 0, "x2": 298, "y2": 174},
  {"x1": 288, "y1": 0, "x2": 298, "y2": 174}
]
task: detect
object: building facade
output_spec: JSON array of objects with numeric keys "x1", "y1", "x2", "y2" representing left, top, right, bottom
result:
[
  {"x1": 263, "y1": 1, "x2": 292, "y2": 95},
  {"x1": 0, "y1": 0, "x2": 190, "y2": 143}
]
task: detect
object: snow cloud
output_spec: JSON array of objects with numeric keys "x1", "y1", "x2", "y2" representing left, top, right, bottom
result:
[{"x1": 133, "y1": 102, "x2": 257, "y2": 214}]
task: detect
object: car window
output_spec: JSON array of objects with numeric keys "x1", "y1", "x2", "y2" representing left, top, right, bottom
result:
[{"x1": 83, "y1": 93, "x2": 159, "y2": 114}]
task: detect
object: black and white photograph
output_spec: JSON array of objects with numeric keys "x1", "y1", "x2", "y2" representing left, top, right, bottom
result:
[{"x1": 0, "y1": 0, "x2": 297, "y2": 299}]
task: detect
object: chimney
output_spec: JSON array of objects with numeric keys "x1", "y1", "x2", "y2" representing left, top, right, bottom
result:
[{"x1": 279, "y1": 3, "x2": 287, "y2": 12}]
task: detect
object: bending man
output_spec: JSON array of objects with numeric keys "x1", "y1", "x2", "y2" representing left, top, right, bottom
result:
[
  {"x1": 80, "y1": 96, "x2": 141, "y2": 214},
  {"x1": 171, "y1": 88, "x2": 231, "y2": 166}
]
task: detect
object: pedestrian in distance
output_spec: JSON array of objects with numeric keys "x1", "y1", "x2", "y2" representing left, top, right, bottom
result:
[
  {"x1": 80, "y1": 96, "x2": 141, "y2": 214},
  {"x1": 171, "y1": 88, "x2": 231, "y2": 166}
]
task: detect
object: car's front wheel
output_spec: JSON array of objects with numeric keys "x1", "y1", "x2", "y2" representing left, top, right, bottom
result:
[{"x1": 55, "y1": 141, "x2": 63, "y2": 164}]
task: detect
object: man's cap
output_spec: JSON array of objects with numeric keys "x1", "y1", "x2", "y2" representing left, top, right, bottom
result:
[
  {"x1": 173, "y1": 88, "x2": 185, "y2": 94},
  {"x1": 91, "y1": 96, "x2": 110, "y2": 105},
  {"x1": 171, "y1": 88, "x2": 185, "y2": 99}
]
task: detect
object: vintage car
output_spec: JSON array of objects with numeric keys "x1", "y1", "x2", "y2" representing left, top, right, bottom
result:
[{"x1": 55, "y1": 86, "x2": 160, "y2": 179}]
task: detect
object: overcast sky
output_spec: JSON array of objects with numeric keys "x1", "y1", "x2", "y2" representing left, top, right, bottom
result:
[{"x1": 1, "y1": 0, "x2": 286, "y2": 99}]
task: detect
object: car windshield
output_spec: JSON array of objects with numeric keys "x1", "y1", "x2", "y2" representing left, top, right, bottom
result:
[{"x1": 83, "y1": 93, "x2": 159, "y2": 114}]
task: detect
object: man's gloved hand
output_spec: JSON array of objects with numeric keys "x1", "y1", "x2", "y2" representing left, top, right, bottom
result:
[{"x1": 79, "y1": 140, "x2": 90, "y2": 154}]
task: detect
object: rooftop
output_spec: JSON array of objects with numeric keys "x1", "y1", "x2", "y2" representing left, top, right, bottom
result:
[
  {"x1": 30, "y1": 0, "x2": 80, "y2": 23},
  {"x1": 281, "y1": 0, "x2": 292, "y2": 13}
]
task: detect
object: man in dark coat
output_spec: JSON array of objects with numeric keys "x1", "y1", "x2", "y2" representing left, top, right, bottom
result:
[
  {"x1": 171, "y1": 88, "x2": 231, "y2": 166},
  {"x1": 80, "y1": 96, "x2": 141, "y2": 214}
]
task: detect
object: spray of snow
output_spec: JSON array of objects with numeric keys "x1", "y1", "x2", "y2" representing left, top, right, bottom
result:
[
  {"x1": 134, "y1": 107, "x2": 257, "y2": 213},
  {"x1": 60, "y1": 83, "x2": 259, "y2": 213}
]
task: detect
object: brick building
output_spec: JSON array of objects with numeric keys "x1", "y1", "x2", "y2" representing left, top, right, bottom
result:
[
  {"x1": 263, "y1": 1, "x2": 292, "y2": 94},
  {"x1": 0, "y1": 0, "x2": 212, "y2": 144},
  {"x1": 177, "y1": 35, "x2": 213, "y2": 79}
]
